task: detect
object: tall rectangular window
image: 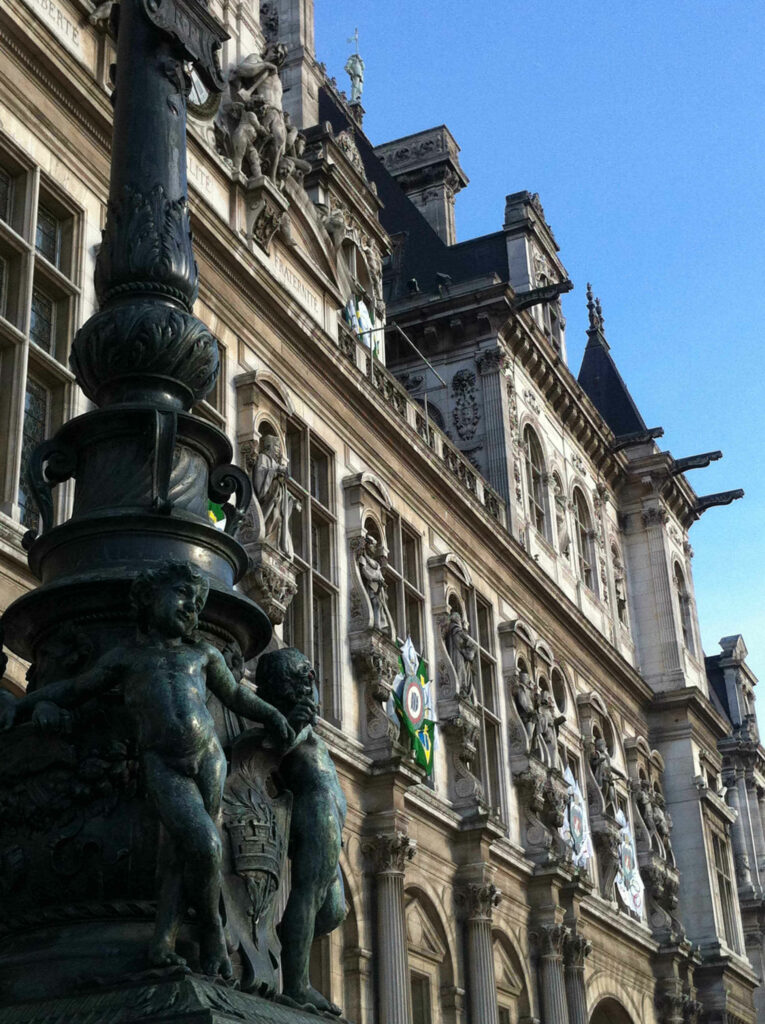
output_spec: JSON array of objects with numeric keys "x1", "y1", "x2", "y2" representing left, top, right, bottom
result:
[
  {"x1": 35, "y1": 204, "x2": 61, "y2": 267},
  {"x1": 0, "y1": 167, "x2": 12, "y2": 224},
  {"x1": 712, "y1": 832, "x2": 740, "y2": 952},
  {"x1": 282, "y1": 422, "x2": 338, "y2": 721},
  {"x1": 473, "y1": 593, "x2": 503, "y2": 817},
  {"x1": 384, "y1": 516, "x2": 425, "y2": 655},
  {"x1": 18, "y1": 378, "x2": 49, "y2": 529},
  {"x1": 0, "y1": 254, "x2": 7, "y2": 319},
  {"x1": 30, "y1": 288, "x2": 54, "y2": 352}
]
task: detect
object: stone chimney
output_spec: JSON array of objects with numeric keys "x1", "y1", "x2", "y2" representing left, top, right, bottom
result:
[{"x1": 375, "y1": 125, "x2": 468, "y2": 245}]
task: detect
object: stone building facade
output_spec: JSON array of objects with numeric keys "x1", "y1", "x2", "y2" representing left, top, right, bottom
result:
[{"x1": 0, "y1": 1, "x2": 763, "y2": 1022}]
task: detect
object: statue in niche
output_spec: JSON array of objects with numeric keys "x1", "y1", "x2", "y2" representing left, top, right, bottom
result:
[
  {"x1": 590, "y1": 737, "x2": 618, "y2": 816},
  {"x1": 0, "y1": 561, "x2": 294, "y2": 978},
  {"x1": 614, "y1": 569, "x2": 628, "y2": 623},
  {"x1": 512, "y1": 669, "x2": 537, "y2": 746},
  {"x1": 356, "y1": 534, "x2": 394, "y2": 635},
  {"x1": 635, "y1": 779, "x2": 656, "y2": 837},
  {"x1": 537, "y1": 690, "x2": 565, "y2": 769},
  {"x1": 255, "y1": 648, "x2": 346, "y2": 1016},
  {"x1": 652, "y1": 789, "x2": 673, "y2": 861},
  {"x1": 252, "y1": 433, "x2": 295, "y2": 558},
  {"x1": 444, "y1": 609, "x2": 478, "y2": 702},
  {"x1": 344, "y1": 51, "x2": 365, "y2": 105},
  {"x1": 553, "y1": 478, "x2": 570, "y2": 558}
]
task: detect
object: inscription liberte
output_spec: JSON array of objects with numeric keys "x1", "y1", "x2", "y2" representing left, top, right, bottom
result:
[{"x1": 23, "y1": 0, "x2": 81, "y2": 50}]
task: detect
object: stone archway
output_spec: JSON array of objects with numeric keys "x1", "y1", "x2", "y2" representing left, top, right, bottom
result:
[{"x1": 589, "y1": 996, "x2": 635, "y2": 1024}]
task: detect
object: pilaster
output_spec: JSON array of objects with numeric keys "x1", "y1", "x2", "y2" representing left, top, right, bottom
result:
[
  {"x1": 457, "y1": 881, "x2": 502, "y2": 1024},
  {"x1": 476, "y1": 347, "x2": 511, "y2": 505},
  {"x1": 365, "y1": 831, "x2": 417, "y2": 1024},
  {"x1": 562, "y1": 929, "x2": 591, "y2": 1024}
]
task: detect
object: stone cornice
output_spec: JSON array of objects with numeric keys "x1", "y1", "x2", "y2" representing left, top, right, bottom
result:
[{"x1": 648, "y1": 687, "x2": 734, "y2": 745}]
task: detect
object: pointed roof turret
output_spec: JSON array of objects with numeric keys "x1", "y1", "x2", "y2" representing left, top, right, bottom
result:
[{"x1": 578, "y1": 285, "x2": 647, "y2": 437}]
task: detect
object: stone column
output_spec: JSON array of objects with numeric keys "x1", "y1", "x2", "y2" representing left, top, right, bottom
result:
[
  {"x1": 563, "y1": 930, "x2": 591, "y2": 1024},
  {"x1": 367, "y1": 832, "x2": 416, "y2": 1024},
  {"x1": 459, "y1": 883, "x2": 501, "y2": 1024},
  {"x1": 741, "y1": 774, "x2": 764, "y2": 891},
  {"x1": 724, "y1": 770, "x2": 755, "y2": 894},
  {"x1": 476, "y1": 348, "x2": 510, "y2": 504},
  {"x1": 536, "y1": 924, "x2": 570, "y2": 1024}
]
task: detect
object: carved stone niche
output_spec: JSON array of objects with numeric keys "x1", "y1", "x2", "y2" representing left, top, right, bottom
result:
[
  {"x1": 577, "y1": 691, "x2": 623, "y2": 896},
  {"x1": 428, "y1": 553, "x2": 484, "y2": 811},
  {"x1": 234, "y1": 371, "x2": 298, "y2": 626},
  {"x1": 625, "y1": 737, "x2": 683, "y2": 942},
  {"x1": 498, "y1": 619, "x2": 570, "y2": 865},
  {"x1": 344, "y1": 472, "x2": 402, "y2": 757}
]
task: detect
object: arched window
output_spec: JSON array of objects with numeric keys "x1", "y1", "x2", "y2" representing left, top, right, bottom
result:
[
  {"x1": 572, "y1": 488, "x2": 595, "y2": 592},
  {"x1": 523, "y1": 426, "x2": 548, "y2": 537},
  {"x1": 674, "y1": 563, "x2": 695, "y2": 654}
]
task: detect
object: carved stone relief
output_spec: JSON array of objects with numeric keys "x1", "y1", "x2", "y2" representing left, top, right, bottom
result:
[{"x1": 452, "y1": 369, "x2": 480, "y2": 441}]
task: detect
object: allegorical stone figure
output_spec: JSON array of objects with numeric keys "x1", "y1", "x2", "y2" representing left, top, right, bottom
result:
[
  {"x1": 255, "y1": 648, "x2": 347, "y2": 1016},
  {"x1": 444, "y1": 608, "x2": 478, "y2": 702},
  {"x1": 253, "y1": 434, "x2": 294, "y2": 557},
  {"x1": 0, "y1": 561, "x2": 293, "y2": 978},
  {"x1": 512, "y1": 669, "x2": 537, "y2": 742},
  {"x1": 537, "y1": 690, "x2": 565, "y2": 769},
  {"x1": 357, "y1": 534, "x2": 394, "y2": 634},
  {"x1": 344, "y1": 51, "x2": 365, "y2": 104},
  {"x1": 590, "y1": 737, "x2": 618, "y2": 816},
  {"x1": 652, "y1": 789, "x2": 674, "y2": 861}
]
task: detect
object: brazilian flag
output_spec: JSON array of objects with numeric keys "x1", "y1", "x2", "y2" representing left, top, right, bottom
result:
[
  {"x1": 392, "y1": 638, "x2": 436, "y2": 775},
  {"x1": 208, "y1": 500, "x2": 226, "y2": 531}
]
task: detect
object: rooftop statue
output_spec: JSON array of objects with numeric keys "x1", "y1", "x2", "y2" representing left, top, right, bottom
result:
[
  {"x1": 344, "y1": 51, "x2": 365, "y2": 105},
  {"x1": 0, "y1": 561, "x2": 293, "y2": 978}
]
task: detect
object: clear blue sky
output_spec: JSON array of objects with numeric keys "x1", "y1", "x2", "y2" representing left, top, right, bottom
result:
[{"x1": 314, "y1": 2, "x2": 765, "y2": 715}]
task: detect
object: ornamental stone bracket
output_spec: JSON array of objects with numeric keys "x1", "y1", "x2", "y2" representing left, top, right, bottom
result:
[
  {"x1": 241, "y1": 176, "x2": 290, "y2": 254},
  {"x1": 514, "y1": 756, "x2": 571, "y2": 867},
  {"x1": 238, "y1": 535, "x2": 297, "y2": 626},
  {"x1": 441, "y1": 698, "x2": 486, "y2": 812},
  {"x1": 349, "y1": 629, "x2": 403, "y2": 757},
  {"x1": 640, "y1": 854, "x2": 684, "y2": 944}
]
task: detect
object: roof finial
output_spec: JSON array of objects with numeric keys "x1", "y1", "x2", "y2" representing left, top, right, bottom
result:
[
  {"x1": 586, "y1": 283, "x2": 598, "y2": 330},
  {"x1": 595, "y1": 296, "x2": 604, "y2": 330}
]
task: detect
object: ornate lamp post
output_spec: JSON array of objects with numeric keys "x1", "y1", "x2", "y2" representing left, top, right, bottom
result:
[{"x1": 0, "y1": 0, "x2": 294, "y2": 1013}]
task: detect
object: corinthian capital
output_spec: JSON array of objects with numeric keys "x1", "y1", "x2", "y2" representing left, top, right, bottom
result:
[
  {"x1": 534, "y1": 923, "x2": 569, "y2": 958},
  {"x1": 457, "y1": 882, "x2": 502, "y2": 921},
  {"x1": 365, "y1": 832, "x2": 417, "y2": 874},
  {"x1": 563, "y1": 929, "x2": 592, "y2": 968}
]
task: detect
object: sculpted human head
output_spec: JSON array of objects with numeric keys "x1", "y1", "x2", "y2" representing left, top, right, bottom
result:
[
  {"x1": 261, "y1": 433, "x2": 282, "y2": 460},
  {"x1": 130, "y1": 561, "x2": 209, "y2": 638},
  {"x1": 256, "y1": 647, "x2": 318, "y2": 726}
]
